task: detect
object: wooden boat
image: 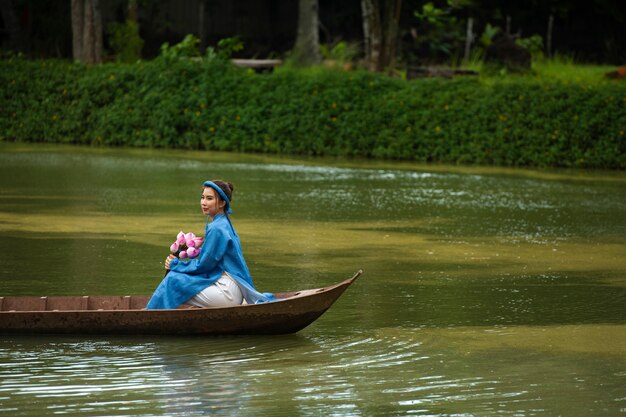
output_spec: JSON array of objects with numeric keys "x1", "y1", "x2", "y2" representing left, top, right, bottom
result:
[{"x1": 0, "y1": 270, "x2": 361, "y2": 335}]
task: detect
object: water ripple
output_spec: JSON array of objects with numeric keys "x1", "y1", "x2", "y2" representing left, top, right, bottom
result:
[{"x1": 0, "y1": 326, "x2": 624, "y2": 416}]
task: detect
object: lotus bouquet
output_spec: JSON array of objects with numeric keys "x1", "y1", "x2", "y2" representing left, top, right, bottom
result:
[{"x1": 170, "y1": 231, "x2": 203, "y2": 259}]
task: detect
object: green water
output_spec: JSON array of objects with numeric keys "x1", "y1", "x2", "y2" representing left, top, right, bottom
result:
[{"x1": 0, "y1": 143, "x2": 625, "y2": 416}]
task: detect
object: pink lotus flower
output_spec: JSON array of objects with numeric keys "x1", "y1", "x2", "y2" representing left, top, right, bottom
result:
[
  {"x1": 185, "y1": 237, "x2": 203, "y2": 248},
  {"x1": 169, "y1": 231, "x2": 202, "y2": 259}
]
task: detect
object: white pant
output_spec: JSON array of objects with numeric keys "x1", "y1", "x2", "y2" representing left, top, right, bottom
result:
[{"x1": 187, "y1": 273, "x2": 243, "y2": 308}]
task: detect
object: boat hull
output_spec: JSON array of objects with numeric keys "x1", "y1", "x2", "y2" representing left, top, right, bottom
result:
[{"x1": 0, "y1": 271, "x2": 361, "y2": 335}]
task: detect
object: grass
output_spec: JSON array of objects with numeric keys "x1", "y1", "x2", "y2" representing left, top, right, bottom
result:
[
  {"x1": 530, "y1": 56, "x2": 618, "y2": 84},
  {"x1": 461, "y1": 54, "x2": 621, "y2": 85}
]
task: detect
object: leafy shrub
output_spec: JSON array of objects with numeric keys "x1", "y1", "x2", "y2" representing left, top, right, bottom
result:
[
  {"x1": 107, "y1": 19, "x2": 144, "y2": 63},
  {"x1": 159, "y1": 34, "x2": 201, "y2": 59},
  {"x1": 517, "y1": 34, "x2": 544, "y2": 60},
  {"x1": 319, "y1": 41, "x2": 360, "y2": 63},
  {"x1": 1, "y1": 56, "x2": 624, "y2": 169},
  {"x1": 214, "y1": 37, "x2": 244, "y2": 60},
  {"x1": 411, "y1": 1, "x2": 467, "y2": 63}
]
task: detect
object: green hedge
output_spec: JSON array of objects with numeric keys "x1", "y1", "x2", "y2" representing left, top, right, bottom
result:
[{"x1": 1, "y1": 57, "x2": 625, "y2": 169}]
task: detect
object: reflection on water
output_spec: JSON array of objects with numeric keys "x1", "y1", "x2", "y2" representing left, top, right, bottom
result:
[
  {"x1": 1, "y1": 329, "x2": 624, "y2": 416},
  {"x1": 0, "y1": 144, "x2": 625, "y2": 416}
]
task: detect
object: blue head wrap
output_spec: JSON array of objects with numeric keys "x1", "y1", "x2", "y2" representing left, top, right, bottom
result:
[{"x1": 203, "y1": 180, "x2": 232, "y2": 214}]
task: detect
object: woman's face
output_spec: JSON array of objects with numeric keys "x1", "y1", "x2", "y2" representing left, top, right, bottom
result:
[{"x1": 200, "y1": 187, "x2": 225, "y2": 218}]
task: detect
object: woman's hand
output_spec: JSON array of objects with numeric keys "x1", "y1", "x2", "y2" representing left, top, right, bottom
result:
[{"x1": 164, "y1": 254, "x2": 176, "y2": 270}]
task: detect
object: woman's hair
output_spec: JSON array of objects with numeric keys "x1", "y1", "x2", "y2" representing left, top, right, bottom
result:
[{"x1": 210, "y1": 179, "x2": 234, "y2": 203}]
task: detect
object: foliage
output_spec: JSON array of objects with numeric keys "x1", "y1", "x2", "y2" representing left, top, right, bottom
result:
[
  {"x1": 478, "y1": 23, "x2": 499, "y2": 48},
  {"x1": 0, "y1": 56, "x2": 624, "y2": 169},
  {"x1": 529, "y1": 56, "x2": 618, "y2": 84},
  {"x1": 159, "y1": 34, "x2": 201, "y2": 59},
  {"x1": 319, "y1": 41, "x2": 360, "y2": 64},
  {"x1": 205, "y1": 37, "x2": 244, "y2": 61},
  {"x1": 107, "y1": 19, "x2": 144, "y2": 63},
  {"x1": 411, "y1": 1, "x2": 469, "y2": 64},
  {"x1": 517, "y1": 34, "x2": 544, "y2": 60},
  {"x1": 160, "y1": 35, "x2": 243, "y2": 62}
]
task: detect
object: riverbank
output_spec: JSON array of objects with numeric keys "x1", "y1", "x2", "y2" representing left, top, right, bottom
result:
[{"x1": 1, "y1": 57, "x2": 624, "y2": 169}]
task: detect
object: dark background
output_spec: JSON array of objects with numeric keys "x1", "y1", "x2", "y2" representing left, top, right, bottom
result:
[{"x1": 1, "y1": 0, "x2": 624, "y2": 64}]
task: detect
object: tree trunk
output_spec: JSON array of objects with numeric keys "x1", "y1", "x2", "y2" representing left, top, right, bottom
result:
[
  {"x1": 361, "y1": 0, "x2": 376, "y2": 71},
  {"x1": 71, "y1": 0, "x2": 84, "y2": 61},
  {"x1": 361, "y1": 0, "x2": 378, "y2": 71},
  {"x1": 93, "y1": 0, "x2": 102, "y2": 63},
  {"x1": 292, "y1": 0, "x2": 321, "y2": 66},
  {"x1": 71, "y1": 0, "x2": 102, "y2": 64},
  {"x1": 127, "y1": 0, "x2": 138, "y2": 22},
  {"x1": 464, "y1": 17, "x2": 474, "y2": 62},
  {"x1": 82, "y1": 0, "x2": 95, "y2": 63},
  {"x1": 361, "y1": 0, "x2": 402, "y2": 72},
  {"x1": 361, "y1": 0, "x2": 370, "y2": 62},
  {"x1": 0, "y1": 0, "x2": 22, "y2": 52},
  {"x1": 382, "y1": 0, "x2": 402, "y2": 72}
]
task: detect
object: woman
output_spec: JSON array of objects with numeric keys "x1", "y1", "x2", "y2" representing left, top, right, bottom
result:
[{"x1": 146, "y1": 180, "x2": 273, "y2": 309}]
